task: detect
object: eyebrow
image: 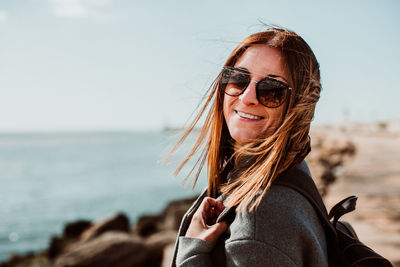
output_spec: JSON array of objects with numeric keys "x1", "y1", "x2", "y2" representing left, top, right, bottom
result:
[
  {"x1": 235, "y1": 66, "x2": 250, "y2": 73},
  {"x1": 269, "y1": 74, "x2": 288, "y2": 81},
  {"x1": 233, "y1": 66, "x2": 289, "y2": 84}
]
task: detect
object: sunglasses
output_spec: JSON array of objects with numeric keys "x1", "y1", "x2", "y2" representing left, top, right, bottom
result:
[{"x1": 220, "y1": 66, "x2": 292, "y2": 108}]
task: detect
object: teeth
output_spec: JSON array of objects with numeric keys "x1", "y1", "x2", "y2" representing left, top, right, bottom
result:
[{"x1": 237, "y1": 111, "x2": 262, "y2": 120}]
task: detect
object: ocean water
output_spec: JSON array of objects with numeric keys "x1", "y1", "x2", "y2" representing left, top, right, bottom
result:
[{"x1": 0, "y1": 131, "x2": 206, "y2": 262}]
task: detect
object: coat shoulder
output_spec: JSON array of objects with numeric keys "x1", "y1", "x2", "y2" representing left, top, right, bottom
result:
[{"x1": 227, "y1": 184, "x2": 328, "y2": 266}]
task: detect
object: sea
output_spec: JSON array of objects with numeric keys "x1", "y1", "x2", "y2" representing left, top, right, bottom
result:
[{"x1": 0, "y1": 131, "x2": 207, "y2": 262}]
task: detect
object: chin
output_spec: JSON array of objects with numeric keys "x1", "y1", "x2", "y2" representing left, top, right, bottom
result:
[{"x1": 231, "y1": 131, "x2": 258, "y2": 144}]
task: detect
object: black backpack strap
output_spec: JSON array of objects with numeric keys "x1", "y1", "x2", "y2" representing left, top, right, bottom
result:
[
  {"x1": 274, "y1": 167, "x2": 336, "y2": 235},
  {"x1": 274, "y1": 167, "x2": 349, "y2": 266},
  {"x1": 274, "y1": 167, "x2": 394, "y2": 267}
]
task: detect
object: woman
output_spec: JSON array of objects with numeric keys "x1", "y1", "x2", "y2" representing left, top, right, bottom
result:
[{"x1": 169, "y1": 27, "x2": 326, "y2": 266}]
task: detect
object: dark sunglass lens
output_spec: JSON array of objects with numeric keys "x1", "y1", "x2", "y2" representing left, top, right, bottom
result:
[
  {"x1": 257, "y1": 79, "x2": 288, "y2": 107},
  {"x1": 221, "y1": 68, "x2": 232, "y2": 86},
  {"x1": 229, "y1": 71, "x2": 249, "y2": 88},
  {"x1": 222, "y1": 68, "x2": 250, "y2": 96}
]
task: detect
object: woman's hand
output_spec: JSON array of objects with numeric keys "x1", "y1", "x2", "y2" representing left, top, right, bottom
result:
[{"x1": 185, "y1": 197, "x2": 228, "y2": 243}]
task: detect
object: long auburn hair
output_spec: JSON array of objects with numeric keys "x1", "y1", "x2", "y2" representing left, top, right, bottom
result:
[{"x1": 167, "y1": 27, "x2": 321, "y2": 212}]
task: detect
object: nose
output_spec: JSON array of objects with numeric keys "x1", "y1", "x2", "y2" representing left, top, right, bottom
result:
[{"x1": 238, "y1": 81, "x2": 259, "y2": 106}]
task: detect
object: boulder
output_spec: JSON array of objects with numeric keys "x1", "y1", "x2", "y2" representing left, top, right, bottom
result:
[
  {"x1": 0, "y1": 252, "x2": 51, "y2": 267},
  {"x1": 48, "y1": 220, "x2": 92, "y2": 259},
  {"x1": 135, "y1": 214, "x2": 163, "y2": 237},
  {"x1": 159, "y1": 197, "x2": 196, "y2": 231},
  {"x1": 64, "y1": 220, "x2": 92, "y2": 238},
  {"x1": 54, "y1": 232, "x2": 147, "y2": 267},
  {"x1": 161, "y1": 243, "x2": 175, "y2": 267},
  {"x1": 135, "y1": 196, "x2": 197, "y2": 237},
  {"x1": 80, "y1": 213, "x2": 131, "y2": 242},
  {"x1": 308, "y1": 130, "x2": 357, "y2": 196},
  {"x1": 143, "y1": 230, "x2": 177, "y2": 267},
  {"x1": 48, "y1": 213, "x2": 131, "y2": 260},
  {"x1": 1, "y1": 197, "x2": 198, "y2": 267}
]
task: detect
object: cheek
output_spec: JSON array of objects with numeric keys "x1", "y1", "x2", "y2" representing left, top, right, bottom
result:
[
  {"x1": 263, "y1": 106, "x2": 285, "y2": 133},
  {"x1": 223, "y1": 95, "x2": 233, "y2": 123}
]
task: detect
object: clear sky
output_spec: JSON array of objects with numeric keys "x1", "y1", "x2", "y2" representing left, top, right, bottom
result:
[{"x1": 0, "y1": 0, "x2": 399, "y2": 131}]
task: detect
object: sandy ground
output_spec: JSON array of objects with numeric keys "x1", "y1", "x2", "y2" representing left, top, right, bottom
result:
[{"x1": 313, "y1": 123, "x2": 400, "y2": 266}]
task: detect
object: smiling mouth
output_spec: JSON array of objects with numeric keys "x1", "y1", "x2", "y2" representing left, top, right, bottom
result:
[{"x1": 236, "y1": 110, "x2": 264, "y2": 120}]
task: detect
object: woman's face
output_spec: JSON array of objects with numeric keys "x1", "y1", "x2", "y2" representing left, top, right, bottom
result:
[{"x1": 223, "y1": 45, "x2": 290, "y2": 144}]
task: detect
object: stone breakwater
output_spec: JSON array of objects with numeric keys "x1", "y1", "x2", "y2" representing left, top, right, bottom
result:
[
  {"x1": 2, "y1": 122, "x2": 399, "y2": 267},
  {"x1": 1, "y1": 196, "x2": 197, "y2": 267}
]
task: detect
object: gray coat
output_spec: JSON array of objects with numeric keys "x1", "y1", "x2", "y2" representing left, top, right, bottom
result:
[{"x1": 170, "y1": 161, "x2": 328, "y2": 267}]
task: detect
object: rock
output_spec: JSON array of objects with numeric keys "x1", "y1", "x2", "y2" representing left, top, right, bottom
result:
[
  {"x1": 64, "y1": 220, "x2": 92, "y2": 238},
  {"x1": 143, "y1": 230, "x2": 177, "y2": 267},
  {"x1": 159, "y1": 198, "x2": 196, "y2": 231},
  {"x1": 135, "y1": 215, "x2": 163, "y2": 237},
  {"x1": 80, "y1": 213, "x2": 131, "y2": 241},
  {"x1": 54, "y1": 232, "x2": 147, "y2": 267},
  {"x1": 48, "y1": 236, "x2": 76, "y2": 260},
  {"x1": 135, "y1": 196, "x2": 197, "y2": 237},
  {"x1": 145, "y1": 230, "x2": 177, "y2": 250},
  {"x1": 161, "y1": 243, "x2": 175, "y2": 267},
  {"x1": 48, "y1": 220, "x2": 92, "y2": 259},
  {"x1": 48, "y1": 213, "x2": 131, "y2": 260},
  {"x1": 47, "y1": 202, "x2": 193, "y2": 267},
  {"x1": 307, "y1": 128, "x2": 357, "y2": 196},
  {"x1": 0, "y1": 252, "x2": 51, "y2": 267}
]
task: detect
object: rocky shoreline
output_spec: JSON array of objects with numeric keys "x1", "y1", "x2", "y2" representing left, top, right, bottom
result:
[
  {"x1": 1, "y1": 196, "x2": 197, "y2": 267},
  {"x1": 2, "y1": 122, "x2": 399, "y2": 267}
]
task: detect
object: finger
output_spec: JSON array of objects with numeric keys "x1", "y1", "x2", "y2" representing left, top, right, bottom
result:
[
  {"x1": 200, "y1": 197, "x2": 226, "y2": 226},
  {"x1": 216, "y1": 201, "x2": 226, "y2": 213},
  {"x1": 204, "y1": 221, "x2": 228, "y2": 243},
  {"x1": 213, "y1": 221, "x2": 228, "y2": 235},
  {"x1": 200, "y1": 197, "x2": 212, "y2": 220},
  {"x1": 208, "y1": 207, "x2": 215, "y2": 222},
  {"x1": 205, "y1": 207, "x2": 218, "y2": 226},
  {"x1": 203, "y1": 197, "x2": 219, "y2": 214}
]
